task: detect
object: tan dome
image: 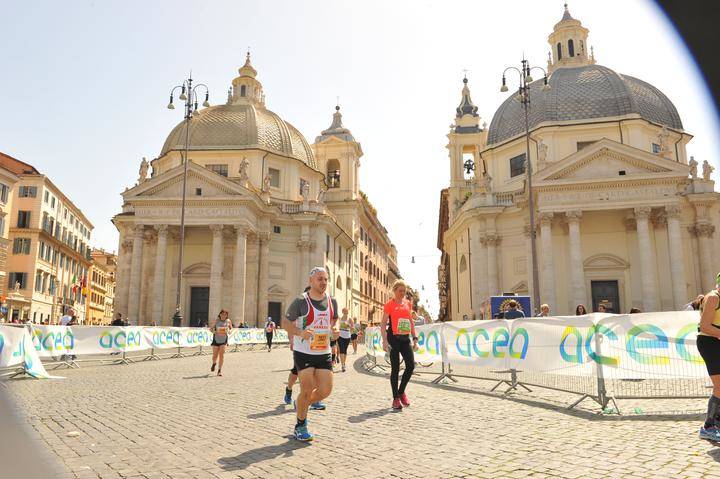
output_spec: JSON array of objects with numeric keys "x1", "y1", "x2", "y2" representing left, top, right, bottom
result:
[{"x1": 160, "y1": 103, "x2": 316, "y2": 169}]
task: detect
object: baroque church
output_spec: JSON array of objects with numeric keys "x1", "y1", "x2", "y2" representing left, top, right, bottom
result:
[
  {"x1": 113, "y1": 54, "x2": 384, "y2": 327},
  {"x1": 438, "y1": 5, "x2": 720, "y2": 320}
]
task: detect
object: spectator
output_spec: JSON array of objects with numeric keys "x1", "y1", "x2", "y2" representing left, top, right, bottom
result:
[
  {"x1": 60, "y1": 308, "x2": 75, "y2": 326},
  {"x1": 685, "y1": 295, "x2": 704, "y2": 311},
  {"x1": 575, "y1": 304, "x2": 588, "y2": 316},
  {"x1": 537, "y1": 304, "x2": 550, "y2": 317},
  {"x1": 503, "y1": 300, "x2": 525, "y2": 320},
  {"x1": 629, "y1": 307, "x2": 642, "y2": 314},
  {"x1": 597, "y1": 304, "x2": 608, "y2": 313},
  {"x1": 111, "y1": 313, "x2": 125, "y2": 326}
]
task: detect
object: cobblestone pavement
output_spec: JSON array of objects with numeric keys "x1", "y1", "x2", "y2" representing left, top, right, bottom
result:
[{"x1": 5, "y1": 346, "x2": 720, "y2": 479}]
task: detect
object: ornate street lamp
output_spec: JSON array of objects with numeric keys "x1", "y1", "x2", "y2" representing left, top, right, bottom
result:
[
  {"x1": 499, "y1": 59, "x2": 550, "y2": 314},
  {"x1": 167, "y1": 75, "x2": 210, "y2": 326}
]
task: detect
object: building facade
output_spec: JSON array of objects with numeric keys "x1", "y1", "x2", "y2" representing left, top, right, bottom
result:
[
  {"x1": 440, "y1": 6, "x2": 720, "y2": 319},
  {"x1": 87, "y1": 249, "x2": 117, "y2": 325},
  {"x1": 113, "y1": 55, "x2": 400, "y2": 327},
  {"x1": 0, "y1": 155, "x2": 19, "y2": 314},
  {"x1": 1, "y1": 153, "x2": 93, "y2": 323}
]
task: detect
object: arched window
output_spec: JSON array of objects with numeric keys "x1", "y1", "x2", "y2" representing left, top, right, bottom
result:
[
  {"x1": 459, "y1": 255, "x2": 467, "y2": 273},
  {"x1": 240, "y1": 85, "x2": 247, "y2": 97},
  {"x1": 556, "y1": 42, "x2": 562, "y2": 60},
  {"x1": 327, "y1": 159, "x2": 341, "y2": 188},
  {"x1": 568, "y1": 39, "x2": 575, "y2": 57}
]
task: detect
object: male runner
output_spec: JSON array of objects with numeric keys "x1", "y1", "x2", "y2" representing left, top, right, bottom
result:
[{"x1": 283, "y1": 267, "x2": 339, "y2": 441}]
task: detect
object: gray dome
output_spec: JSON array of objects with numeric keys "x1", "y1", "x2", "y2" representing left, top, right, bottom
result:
[
  {"x1": 160, "y1": 103, "x2": 316, "y2": 169},
  {"x1": 487, "y1": 64, "x2": 683, "y2": 145}
]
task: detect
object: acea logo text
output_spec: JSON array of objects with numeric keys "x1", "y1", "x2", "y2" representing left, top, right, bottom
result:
[
  {"x1": 151, "y1": 329, "x2": 180, "y2": 346},
  {"x1": 455, "y1": 327, "x2": 529, "y2": 359},
  {"x1": 99, "y1": 329, "x2": 142, "y2": 349},
  {"x1": 32, "y1": 329, "x2": 75, "y2": 352},
  {"x1": 185, "y1": 330, "x2": 210, "y2": 345},
  {"x1": 560, "y1": 323, "x2": 703, "y2": 366},
  {"x1": 417, "y1": 329, "x2": 441, "y2": 356}
]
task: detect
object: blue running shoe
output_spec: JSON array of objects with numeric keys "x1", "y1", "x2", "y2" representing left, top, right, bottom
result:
[
  {"x1": 700, "y1": 426, "x2": 720, "y2": 442},
  {"x1": 284, "y1": 388, "x2": 292, "y2": 405},
  {"x1": 310, "y1": 401, "x2": 326, "y2": 410},
  {"x1": 294, "y1": 423, "x2": 314, "y2": 442}
]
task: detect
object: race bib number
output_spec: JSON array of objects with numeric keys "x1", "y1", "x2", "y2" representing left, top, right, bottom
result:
[
  {"x1": 310, "y1": 329, "x2": 330, "y2": 351},
  {"x1": 397, "y1": 318, "x2": 412, "y2": 334},
  {"x1": 217, "y1": 327, "x2": 227, "y2": 335}
]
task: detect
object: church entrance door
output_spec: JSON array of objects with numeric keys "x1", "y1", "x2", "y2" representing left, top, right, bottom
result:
[
  {"x1": 189, "y1": 287, "x2": 210, "y2": 327},
  {"x1": 591, "y1": 280, "x2": 620, "y2": 313}
]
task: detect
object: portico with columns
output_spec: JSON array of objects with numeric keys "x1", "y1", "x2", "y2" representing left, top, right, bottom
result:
[{"x1": 439, "y1": 5, "x2": 720, "y2": 319}]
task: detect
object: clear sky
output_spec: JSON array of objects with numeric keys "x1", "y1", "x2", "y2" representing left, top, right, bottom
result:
[{"x1": 2, "y1": 0, "x2": 718, "y2": 317}]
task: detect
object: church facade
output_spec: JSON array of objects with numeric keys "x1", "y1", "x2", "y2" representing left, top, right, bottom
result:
[
  {"x1": 439, "y1": 6, "x2": 720, "y2": 319},
  {"x1": 113, "y1": 55, "x2": 396, "y2": 327}
]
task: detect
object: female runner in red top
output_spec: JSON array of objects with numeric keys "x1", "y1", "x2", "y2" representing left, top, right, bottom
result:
[{"x1": 381, "y1": 279, "x2": 418, "y2": 410}]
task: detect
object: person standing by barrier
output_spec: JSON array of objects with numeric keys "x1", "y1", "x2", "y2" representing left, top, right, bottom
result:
[
  {"x1": 337, "y1": 308, "x2": 353, "y2": 372},
  {"x1": 283, "y1": 267, "x2": 339, "y2": 441},
  {"x1": 503, "y1": 300, "x2": 525, "y2": 320},
  {"x1": 696, "y1": 274, "x2": 720, "y2": 442},
  {"x1": 575, "y1": 304, "x2": 587, "y2": 315},
  {"x1": 210, "y1": 310, "x2": 232, "y2": 376},
  {"x1": 350, "y1": 317, "x2": 359, "y2": 354},
  {"x1": 265, "y1": 316, "x2": 276, "y2": 352},
  {"x1": 382, "y1": 279, "x2": 418, "y2": 410}
]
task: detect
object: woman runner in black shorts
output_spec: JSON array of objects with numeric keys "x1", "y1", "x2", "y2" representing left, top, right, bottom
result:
[
  {"x1": 697, "y1": 274, "x2": 720, "y2": 442},
  {"x1": 210, "y1": 310, "x2": 231, "y2": 376}
]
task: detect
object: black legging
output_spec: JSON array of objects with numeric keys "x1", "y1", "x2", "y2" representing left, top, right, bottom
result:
[
  {"x1": 389, "y1": 337, "x2": 415, "y2": 399},
  {"x1": 266, "y1": 332, "x2": 273, "y2": 349}
]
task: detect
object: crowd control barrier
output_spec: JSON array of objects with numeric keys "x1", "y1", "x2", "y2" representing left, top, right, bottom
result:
[
  {"x1": 0, "y1": 325, "x2": 289, "y2": 379},
  {"x1": 363, "y1": 311, "x2": 711, "y2": 412}
]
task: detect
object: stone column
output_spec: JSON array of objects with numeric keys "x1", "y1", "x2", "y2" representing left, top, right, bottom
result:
[
  {"x1": 256, "y1": 232, "x2": 270, "y2": 327},
  {"x1": 297, "y1": 239, "x2": 311, "y2": 291},
  {"x1": 665, "y1": 205, "x2": 687, "y2": 309},
  {"x1": 232, "y1": 225, "x2": 247, "y2": 327},
  {"x1": 478, "y1": 233, "x2": 488, "y2": 304},
  {"x1": 539, "y1": 212, "x2": 556, "y2": 310},
  {"x1": 469, "y1": 221, "x2": 483, "y2": 319},
  {"x1": 485, "y1": 234, "x2": 501, "y2": 297},
  {"x1": 209, "y1": 224, "x2": 224, "y2": 318},
  {"x1": 152, "y1": 225, "x2": 168, "y2": 325},
  {"x1": 693, "y1": 223, "x2": 716, "y2": 292},
  {"x1": 634, "y1": 207, "x2": 658, "y2": 312},
  {"x1": 127, "y1": 224, "x2": 145, "y2": 324},
  {"x1": 114, "y1": 232, "x2": 133, "y2": 318},
  {"x1": 566, "y1": 210, "x2": 587, "y2": 310}
]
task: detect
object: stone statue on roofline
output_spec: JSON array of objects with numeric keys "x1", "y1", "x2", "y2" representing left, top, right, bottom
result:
[
  {"x1": 689, "y1": 156, "x2": 698, "y2": 179},
  {"x1": 138, "y1": 157, "x2": 149, "y2": 183},
  {"x1": 238, "y1": 158, "x2": 250, "y2": 183},
  {"x1": 703, "y1": 160, "x2": 715, "y2": 181}
]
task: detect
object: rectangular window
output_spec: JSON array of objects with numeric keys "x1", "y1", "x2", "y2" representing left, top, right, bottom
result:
[
  {"x1": 38, "y1": 241, "x2": 45, "y2": 259},
  {"x1": 0, "y1": 183, "x2": 8, "y2": 203},
  {"x1": 268, "y1": 168, "x2": 280, "y2": 188},
  {"x1": 35, "y1": 271, "x2": 43, "y2": 292},
  {"x1": 18, "y1": 186, "x2": 37, "y2": 198},
  {"x1": 273, "y1": 225, "x2": 281, "y2": 234},
  {"x1": 44, "y1": 191, "x2": 49, "y2": 203},
  {"x1": 17, "y1": 210, "x2": 31, "y2": 228},
  {"x1": 12, "y1": 238, "x2": 31, "y2": 254},
  {"x1": 577, "y1": 141, "x2": 597, "y2": 151},
  {"x1": 0, "y1": 216, "x2": 6, "y2": 235},
  {"x1": 207, "y1": 164, "x2": 228, "y2": 177},
  {"x1": 51, "y1": 196, "x2": 56, "y2": 208},
  {"x1": 652, "y1": 143, "x2": 661, "y2": 154},
  {"x1": 509, "y1": 153, "x2": 526, "y2": 178},
  {"x1": 8, "y1": 272, "x2": 27, "y2": 290},
  {"x1": 195, "y1": 188, "x2": 202, "y2": 196}
]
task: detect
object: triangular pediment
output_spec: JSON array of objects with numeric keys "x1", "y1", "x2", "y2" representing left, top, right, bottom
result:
[
  {"x1": 124, "y1": 162, "x2": 252, "y2": 200},
  {"x1": 268, "y1": 283, "x2": 290, "y2": 296},
  {"x1": 535, "y1": 138, "x2": 689, "y2": 184}
]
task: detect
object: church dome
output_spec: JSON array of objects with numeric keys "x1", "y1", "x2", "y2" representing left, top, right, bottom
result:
[
  {"x1": 160, "y1": 103, "x2": 316, "y2": 168},
  {"x1": 487, "y1": 64, "x2": 683, "y2": 145}
]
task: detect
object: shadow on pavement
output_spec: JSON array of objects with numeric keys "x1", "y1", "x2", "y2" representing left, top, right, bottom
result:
[
  {"x1": 247, "y1": 404, "x2": 292, "y2": 419},
  {"x1": 707, "y1": 448, "x2": 720, "y2": 462},
  {"x1": 182, "y1": 373, "x2": 212, "y2": 380},
  {"x1": 347, "y1": 408, "x2": 396, "y2": 423},
  {"x1": 218, "y1": 437, "x2": 311, "y2": 470}
]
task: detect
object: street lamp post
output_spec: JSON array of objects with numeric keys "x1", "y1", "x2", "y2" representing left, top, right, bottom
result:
[
  {"x1": 499, "y1": 59, "x2": 550, "y2": 315},
  {"x1": 167, "y1": 76, "x2": 210, "y2": 327}
]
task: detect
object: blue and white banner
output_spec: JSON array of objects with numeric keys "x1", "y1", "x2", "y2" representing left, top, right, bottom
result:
[{"x1": 0, "y1": 325, "x2": 60, "y2": 379}]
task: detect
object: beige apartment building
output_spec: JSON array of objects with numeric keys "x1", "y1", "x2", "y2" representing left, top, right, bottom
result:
[
  {"x1": 87, "y1": 249, "x2": 117, "y2": 325},
  {"x1": 357, "y1": 194, "x2": 399, "y2": 325},
  {"x1": 439, "y1": 6, "x2": 720, "y2": 319},
  {"x1": 1, "y1": 152, "x2": 93, "y2": 323},
  {"x1": 0, "y1": 155, "x2": 20, "y2": 315}
]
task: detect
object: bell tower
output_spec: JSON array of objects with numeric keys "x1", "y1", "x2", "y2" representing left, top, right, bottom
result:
[
  {"x1": 229, "y1": 51, "x2": 265, "y2": 106},
  {"x1": 312, "y1": 105, "x2": 362, "y2": 202},
  {"x1": 547, "y1": 3, "x2": 595, "y2": 73}
]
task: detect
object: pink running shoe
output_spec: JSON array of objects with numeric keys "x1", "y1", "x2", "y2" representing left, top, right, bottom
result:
[
  {"x1": 392, "y1": 398, "x2": 403, "y2": 410},
  {"x1": 400, "y1": 393, "x2": 410, "y2": 407}
]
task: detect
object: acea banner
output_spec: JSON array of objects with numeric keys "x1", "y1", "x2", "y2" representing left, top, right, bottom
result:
[
  {"x1": 25, "y1": 325, "x2": 289, "y2": 358},
  {"x1": 366, "y1": 311, "x2": 707, "y2": 379},
  {"x1": 0, "y1": 325, "x2": 59, "y2": 378},
  {"x1": 363, "y1": 324, "x2": 443, "y2": 364}
]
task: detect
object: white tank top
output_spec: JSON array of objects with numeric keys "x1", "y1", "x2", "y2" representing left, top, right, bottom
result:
[
  {"x1": 293, "y1": 293, "x2": 333, "y2": 355},
  {"x1": 338, "y1": 317, "x2": 352, "y2": 339}
]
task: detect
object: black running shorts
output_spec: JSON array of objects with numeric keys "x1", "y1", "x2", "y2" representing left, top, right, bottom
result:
[
  {"x1": 293, "y1": 351, "x2": 332, "y2": 372},
  {"x1": 698, "y1": 334, "x2": 720, "y2": 376},
  {"x1": 338, "y1": 336, "x2": 351, "y2": 354}
]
